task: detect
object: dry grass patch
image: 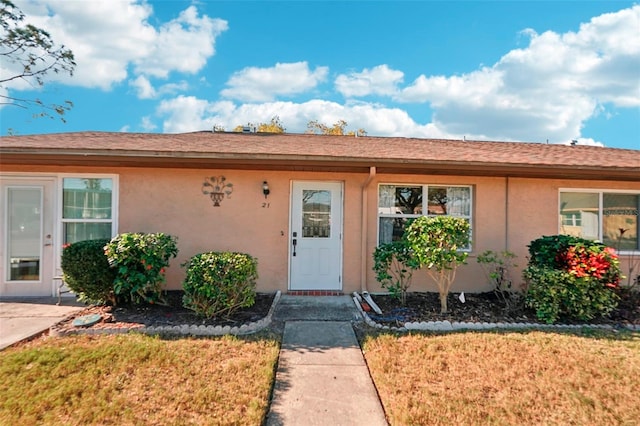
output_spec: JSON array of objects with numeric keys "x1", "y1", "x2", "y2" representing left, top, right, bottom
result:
[
  {"x1": 363, "y1": 330, "x2": 640, "y2": 425},
  {"x1": 0, "y1": 333, "x2": 279, "y2": 425}
]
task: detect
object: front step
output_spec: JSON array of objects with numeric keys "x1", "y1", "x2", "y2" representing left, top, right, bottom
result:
[
  {"x1": 273, "y1": 295, "x2": 361, "y2": 322},
  {"x1": 286, "y1": 290, "x2": 344, "y2": 296}
]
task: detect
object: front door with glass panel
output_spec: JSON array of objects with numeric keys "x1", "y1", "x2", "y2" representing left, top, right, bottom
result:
[
  {"x1": 289, "y1": 181, "x2": 343, "y2": 290},
  {"x1": 0, "y1": 179, "x2": 55, "y2": 297}
]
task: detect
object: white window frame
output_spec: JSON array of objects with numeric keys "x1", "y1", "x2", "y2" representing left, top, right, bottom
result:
[
  {"x1": 56, "y1": 174, "x2": 119, "y2": 272},
  {"x1": 559, "y1": 188, "x2": 640, "y2": 254},
  {"x1": 377, "y1": 183, "x2": 473, "y2": 250}
]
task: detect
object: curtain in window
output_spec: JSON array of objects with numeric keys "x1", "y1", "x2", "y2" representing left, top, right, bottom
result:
[{"x1": 62, "y1": 178, "x2": 113, "y2": 244}]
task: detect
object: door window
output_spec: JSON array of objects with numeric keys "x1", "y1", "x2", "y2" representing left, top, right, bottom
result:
[
  {"x1": 6, "y1": 187, "x2": 42, "y2": 281},
  {"x1": 302, "y1": 190, "x2": 331, "y2": 238}
]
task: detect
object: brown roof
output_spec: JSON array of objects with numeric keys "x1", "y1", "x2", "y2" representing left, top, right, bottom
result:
[{"x1": 1, "y1": 131, "x2": 639, "y2": 181}]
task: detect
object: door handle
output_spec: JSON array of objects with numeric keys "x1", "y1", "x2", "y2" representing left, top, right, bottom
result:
[{"x1": 292, "y1": 232, "x2": 297, "y2": 256}]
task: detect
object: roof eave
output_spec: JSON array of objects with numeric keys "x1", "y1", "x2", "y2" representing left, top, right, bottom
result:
[{"x1": 1, "y1": 150, "x2": 638, "y2": 182}]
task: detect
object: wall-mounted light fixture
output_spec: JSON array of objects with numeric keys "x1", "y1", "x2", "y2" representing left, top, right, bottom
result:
[{"x1": 262, "y1": 181, "x2": 270, "y2": 199}]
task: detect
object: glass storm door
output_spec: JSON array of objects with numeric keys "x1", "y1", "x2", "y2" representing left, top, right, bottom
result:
[
  {"x1": 289, "y1": 181, "x2": 343, "y2": 290},
  {"x1": 1, "y1": 179, "x2": 55, "y2": 297}
]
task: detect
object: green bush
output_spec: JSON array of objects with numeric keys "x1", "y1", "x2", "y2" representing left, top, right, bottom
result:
[
  {"x1": 524, "y1": 235, "x2": 620, "y2": 323},
  {"x1": 373, "y1": 240, "x2": 414, "y2": 305},
  {"x1": 524, "y1": 266, "x2": 619, "y2": 324},
  {"x1": 527, "y1": 234, "x2": 586, "y2": 269},
  {"x1": 104, "y1": 233, "x2": 178, "y2": 305},
  {"x1": 182, "y1": 251, "x2": 257, "y2": 319},
  {"x1": 61, "y1": 239, "x2": 116, "y2": 305}
]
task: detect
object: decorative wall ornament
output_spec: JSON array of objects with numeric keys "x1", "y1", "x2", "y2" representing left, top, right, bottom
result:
[{"x1": 202, "y1": 176, "x2": 233, "y2": 207}]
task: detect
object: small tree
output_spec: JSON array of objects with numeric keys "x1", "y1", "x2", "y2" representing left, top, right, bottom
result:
[{"x1": 404, "y1": 216, "x2": 470, "y2": 313}]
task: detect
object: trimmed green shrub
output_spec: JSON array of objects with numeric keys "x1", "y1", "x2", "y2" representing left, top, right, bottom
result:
[
  {"x1": 524, "y1": 235, "x2": 621, "y2": 323},
  {"x1": 373, "y1": 240, "x2": 414, "y2": 305},
  {"x1": 182, "y1": 251, "x2": 257, "y2": 319},
  {"x1": 524, "y1": 266, "x2": 619, "y2": 323},
  {"x1": 61, "y1": 239, "x2": 116, "y2": 305},
  {"x1": 104, "y1": 233, "x2": 178, "y2": 305}
]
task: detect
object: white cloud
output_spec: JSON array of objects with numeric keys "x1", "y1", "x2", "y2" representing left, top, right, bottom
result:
[
  {"x1": 335, "y1": 65, "x2": 404, "y2": 97},
  {"x1": 559, "y1": 137, "x2": 605, "y2": 147},
  {"x1": 129, "y1": 76, "x2": 189, "y2": 99},
  {"x1": 134, "y1": 6, "x2": 228, "y2": 78},
  {"x1": 394, "y1": 5, "x2": 640, "y2": 143},
  {"x1": 220, "y1": 62, "x2": 329, "y2": 102},
  {"x1": 9, "y1": 1, "x2": 227, "y2": 90},
  {"x1": 130, "y1": 76, "x2": 156, "y2": 99},
  {"x1": 140, "y1": 116, "x2": 157, "y2": 132},
  {"x1": 156, "y1": 95, "x2": 215, "y2": 133},
  {"x1": 156, "y1": 96, "x2": 448, "y2": 138}
]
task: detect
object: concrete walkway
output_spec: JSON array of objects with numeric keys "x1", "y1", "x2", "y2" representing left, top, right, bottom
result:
[
  {"x1": 0, "y1": 297, "x2": 84, "y2": 350},
  {"x1": 266, "y1": 296, "x2": 388, "y2": 425}
]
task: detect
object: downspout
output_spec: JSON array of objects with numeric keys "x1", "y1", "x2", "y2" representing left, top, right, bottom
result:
[
  {"x1": 505, "y1": 176, "x2": 510, "y2": 251},
  {"x1": 361, "y1": 166, "x2": 377, "y2": 292}
]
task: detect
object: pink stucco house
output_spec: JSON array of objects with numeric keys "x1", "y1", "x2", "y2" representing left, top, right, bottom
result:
[{"x1": 1, "y1": 131, "x2": 639, "y2": 298}]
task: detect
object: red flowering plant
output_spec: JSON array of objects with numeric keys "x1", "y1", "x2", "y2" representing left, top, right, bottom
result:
[
  {"x1": 555, "y1": 244, "x2": 621, "y2": 289},
  {"x1": 104, "y1": 233, "x2": 178, "y2": 305},
  {"x1": 524, "y1": 235, "x2": 620, "y2": 323}
]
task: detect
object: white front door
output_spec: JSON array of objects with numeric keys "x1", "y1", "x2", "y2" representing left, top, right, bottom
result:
[
  {"x1": 0, "y1": 178, "x2": 56, "y2": 297},
  {"x1": 290, "y1": 181, "x2": 343, "y2": 291}
]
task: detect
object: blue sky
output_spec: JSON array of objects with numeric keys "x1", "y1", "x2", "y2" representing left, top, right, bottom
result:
[{"x1": 2, "y1": 1, "x2": 639, "y2": 150}]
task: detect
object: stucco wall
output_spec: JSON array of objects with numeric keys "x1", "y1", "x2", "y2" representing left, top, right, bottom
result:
[
  {"x1": 507, "y1": 177, "x2": 640, "y2": 287},
  {"x1": 363, "y1": 174, "x2": 509, "y2": 293},
  {"x1": 3, "y1": 165, "x2": 639, "y2": 295},
  {"x1": 116, "y1": 168, "x2": 370, "y2": 293}
]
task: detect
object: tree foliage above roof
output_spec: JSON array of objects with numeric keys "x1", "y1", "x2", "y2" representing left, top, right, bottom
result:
[
  {"x1": 306, "y1": 119, "x2": 367, "y2": 136},
  {"x1": 0, "y1": 0, "x2": 76, "y2": 123}
]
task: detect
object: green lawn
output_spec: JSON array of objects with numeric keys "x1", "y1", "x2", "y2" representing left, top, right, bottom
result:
[{"x1": 362, "y1": 329, "x2": 640, "y2": 425}]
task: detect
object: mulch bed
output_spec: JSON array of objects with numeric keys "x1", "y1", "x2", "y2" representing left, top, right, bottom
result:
[
  {"x1": 364, "y1": 291, "x2": 640, "y2": 328},
  {"x1": 54, "y1": 292, "x2": 276, "y2": 334},
  {"x1": 54, "y1": 289, "x2": 639, "y2": 334}
]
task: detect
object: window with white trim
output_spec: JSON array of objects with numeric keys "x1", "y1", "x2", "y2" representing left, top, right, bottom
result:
[
  {"x1": 378, "y1": 184, "x2": 472, "y2": 247},
  {"x1": 559, "y1": 190, "x2": 640, "y2": 252},
  {"x1": 62, "y1": 177, "x2": 115, "y2": 244}
]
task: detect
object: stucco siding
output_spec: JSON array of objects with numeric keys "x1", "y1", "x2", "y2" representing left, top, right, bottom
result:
[{"x1": 2, "y1": 164, "x2": 638, "y2": 296}]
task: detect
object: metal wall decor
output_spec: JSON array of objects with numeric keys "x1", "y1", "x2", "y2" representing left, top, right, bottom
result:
[{"x1": 202, "y1": 176, "x2": 233, "y2": 207}]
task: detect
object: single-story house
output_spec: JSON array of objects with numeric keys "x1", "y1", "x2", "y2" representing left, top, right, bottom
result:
[{"x1": 1, "y1": 131, "x2": 639, "y2": 298}]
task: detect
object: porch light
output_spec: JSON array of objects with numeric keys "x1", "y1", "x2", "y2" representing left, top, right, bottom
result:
[{"x1": 262, "y1": 181, "x2": 270, "y2": 199}]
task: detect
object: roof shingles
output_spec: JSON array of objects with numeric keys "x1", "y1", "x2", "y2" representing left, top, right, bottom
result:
[{"x1": 1, "y1": 131, "x2": 639, "y2": 179}]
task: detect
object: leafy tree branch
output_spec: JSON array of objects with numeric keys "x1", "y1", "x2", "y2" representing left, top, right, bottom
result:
[{"x1": 0, "y1": 0, "x2": 76, "y2": 122}]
